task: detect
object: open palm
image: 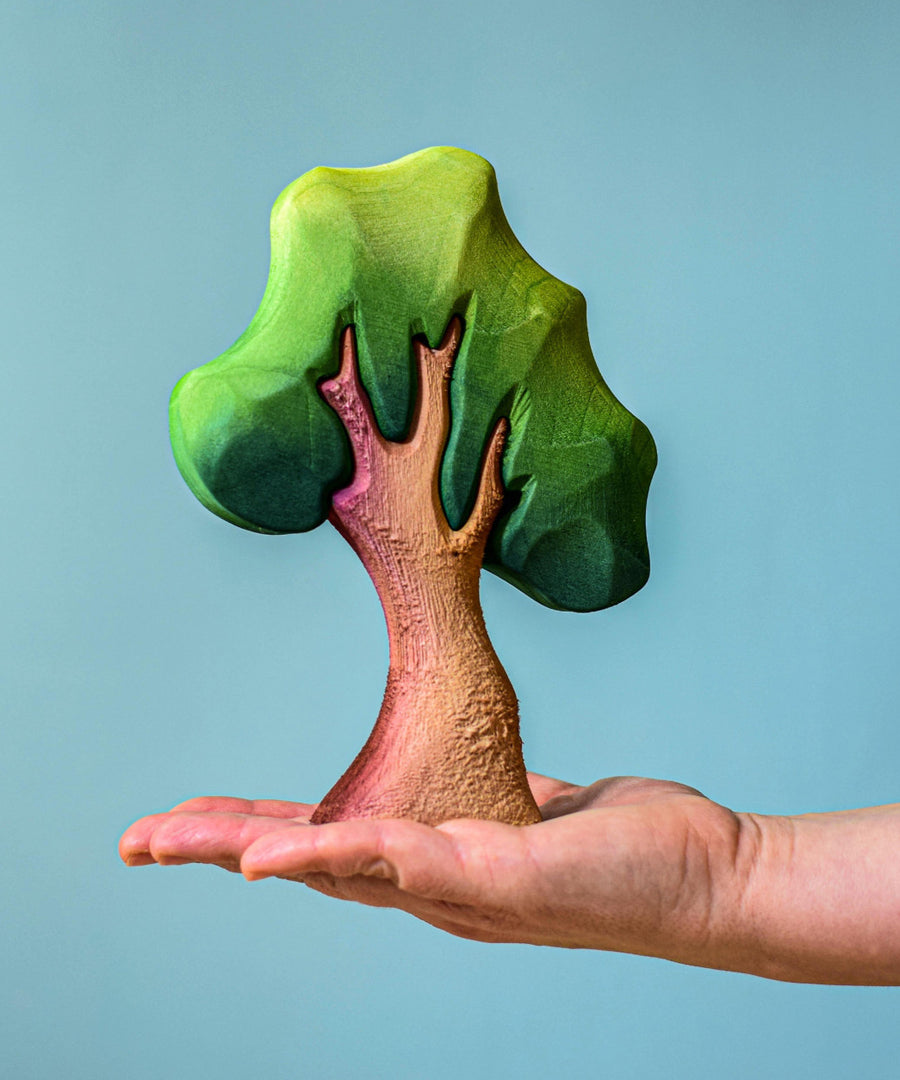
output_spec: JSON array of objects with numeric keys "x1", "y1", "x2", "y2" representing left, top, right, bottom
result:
[{"x1": 120, "y1": 774, "x2": 743, "y2": 960}]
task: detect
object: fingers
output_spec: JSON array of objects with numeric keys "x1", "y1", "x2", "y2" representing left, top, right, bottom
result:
[
  {"x1": 120, "y1": 810, "x2": 472, "y2": 903},
  {"x1": 119, "y1": 811, "x2": 301, "y2": 871},
  {"x1": 240, "y1": 818, "x2": 470, "y2": 902},
  {"x1": 119, "y1": 803, "x2": 313, "y2": 868},
  {"x1": 300, "y1": 871, "x2": 415, "y2": 910},
  {"x1": 119, "y1": 813, "x2": 170, "y2": 866},
  {"x1": 526, "y1": 772, "x2": 582, "y2": 806},
  {"x1": 572, "y1": 776, "x2": 709, "y2": 811},
  {"x1": 283, "y1": 824, "x2": 530, "y2": 944},
  {"x1": 120, "y1": 808, "x2": 543, "y2": 945},
  {"x1": 298, "y1": 871, "x2": 514, "y2": 943},
  {"x1": 122, "y1": 853, "x2": 158, "y2": 867},
  {"x1": 534, "y1": 776, "x2": 710, "y2": 819},
  {"x1": 169, "y1": 796, "x2": 316, "y2": 820}
]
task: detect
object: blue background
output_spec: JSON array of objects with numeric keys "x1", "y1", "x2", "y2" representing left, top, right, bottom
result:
[{"x1": 3, "y1": 2, "x2": 899, "y2": 1076}]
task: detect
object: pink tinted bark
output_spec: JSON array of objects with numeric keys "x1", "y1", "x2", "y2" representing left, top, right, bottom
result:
[{"x1": 312, "y1": 319, "x2": 541, "y2": 826}]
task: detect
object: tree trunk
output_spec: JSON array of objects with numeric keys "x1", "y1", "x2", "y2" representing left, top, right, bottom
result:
[{"x1": 310, "y1": 318, "x2": 541, "y2": 826}]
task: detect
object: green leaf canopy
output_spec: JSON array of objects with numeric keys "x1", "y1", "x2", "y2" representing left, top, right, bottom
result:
[{"x1": 170, "y1": 146, "x2": 656, "y2": 611}]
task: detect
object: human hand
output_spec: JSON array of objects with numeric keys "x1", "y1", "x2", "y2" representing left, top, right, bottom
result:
[
  {"x1": 120, "y1": 774, "x2": 900, "y2": 984},
  {"x1": 119, "y1": 773, "x2": 747, "y2": 963}
]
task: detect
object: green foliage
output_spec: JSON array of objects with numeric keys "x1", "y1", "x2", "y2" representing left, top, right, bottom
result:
[{"x1": 170, "y1": 147, "x2": 656, "y2": 611}]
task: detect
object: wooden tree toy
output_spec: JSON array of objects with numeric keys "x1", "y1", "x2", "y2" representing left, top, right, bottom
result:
[{"x1": 170, "y1": 147, "x2": 656, "y2": 827}]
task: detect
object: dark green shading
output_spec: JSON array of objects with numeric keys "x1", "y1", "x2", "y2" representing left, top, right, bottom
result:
[{"x1": 170, "y1": 146, "x2": 656, "y2": 610}]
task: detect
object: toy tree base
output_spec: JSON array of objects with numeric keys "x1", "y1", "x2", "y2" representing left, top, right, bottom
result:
[
  {"x1": 310, "y1": 675, "x2": 542, "y2": 825},
  {"x1": 310, "y1": 319, "x2": 541, "y2": 827}
]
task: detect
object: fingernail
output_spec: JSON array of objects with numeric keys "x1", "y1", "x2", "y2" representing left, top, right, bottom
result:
[{"x1": 124, "y1": 854, "x2": 155, "y2": 867}]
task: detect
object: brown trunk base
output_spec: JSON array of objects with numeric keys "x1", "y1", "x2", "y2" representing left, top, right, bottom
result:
[{"x1": 310, "y1": 318, "x2": 540, "y2": 827}]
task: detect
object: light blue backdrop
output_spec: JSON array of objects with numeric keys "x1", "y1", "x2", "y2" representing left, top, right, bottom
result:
[{"x1": 3, "y1": 2, "x2": 898, "y2": 1076}]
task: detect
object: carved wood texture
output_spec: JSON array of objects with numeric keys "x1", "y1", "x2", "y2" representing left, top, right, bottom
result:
[{"x1": 310, "y1": 318, "x2": 541, "y2": 826}]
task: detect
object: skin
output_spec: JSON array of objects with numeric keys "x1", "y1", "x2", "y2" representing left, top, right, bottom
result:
[{"x1": 119, "y1": 773, "x2": 900, "y2": 985}]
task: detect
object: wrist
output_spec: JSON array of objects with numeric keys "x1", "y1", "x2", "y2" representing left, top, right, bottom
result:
[{"x1": 715, "y1": 807, "x2": 900, "y2": 984}]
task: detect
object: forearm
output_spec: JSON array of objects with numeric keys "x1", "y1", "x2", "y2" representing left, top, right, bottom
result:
[{"x1": 718, "y1": 805, "x2": 900, "y2": 984}]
